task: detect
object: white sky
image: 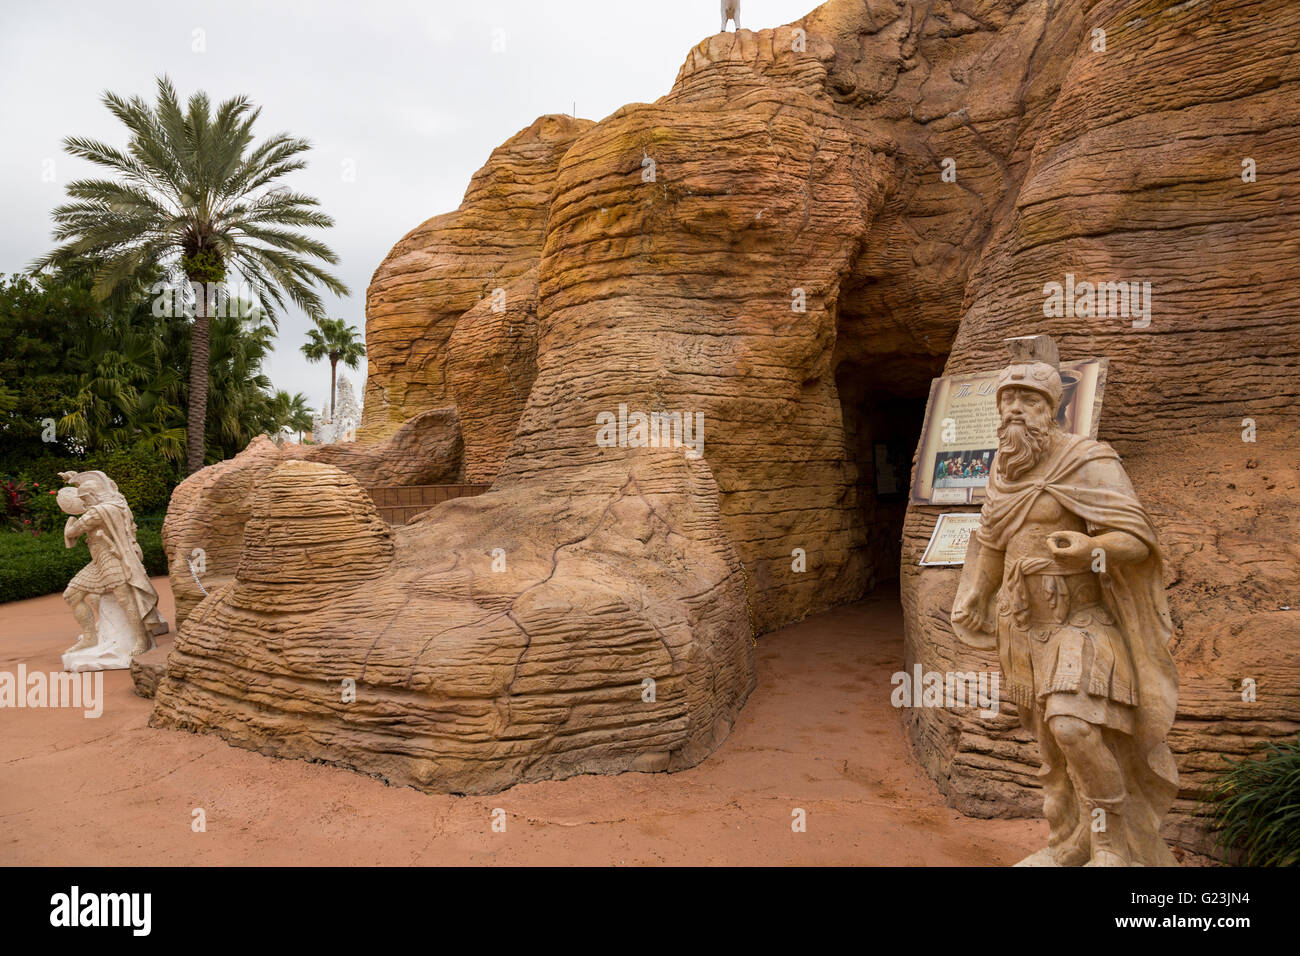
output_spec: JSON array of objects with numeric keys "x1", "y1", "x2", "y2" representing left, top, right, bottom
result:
[{"x1": 0, "y1": 0, "x2": 818, "y2": 414}]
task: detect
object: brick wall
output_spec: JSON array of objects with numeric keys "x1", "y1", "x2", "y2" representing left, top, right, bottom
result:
[{"x1": 364, "y1": 484, "x2": 490, "y2": 526}]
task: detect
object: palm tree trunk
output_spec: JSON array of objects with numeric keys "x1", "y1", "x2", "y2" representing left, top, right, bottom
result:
[
  {"x1": 186, "y1": 286, "x2": 211, "y2": 475},
  {"x1": 330, "y1": 359, "x2": 337, "y2": 420}
]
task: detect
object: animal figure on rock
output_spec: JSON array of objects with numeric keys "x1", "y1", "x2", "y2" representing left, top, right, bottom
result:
[{"x1": 721, "y1": 0, "x2": 740, "y2": 32}]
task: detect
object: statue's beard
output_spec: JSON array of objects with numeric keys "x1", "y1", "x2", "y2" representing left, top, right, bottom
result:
[{"x1": 997, "y1": 418, "x2": 1053, "y2": 480}]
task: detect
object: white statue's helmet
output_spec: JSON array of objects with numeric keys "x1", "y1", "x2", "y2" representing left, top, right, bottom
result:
[{"x1": 57, "y1": 470, "x2": 125, "y2": 510}]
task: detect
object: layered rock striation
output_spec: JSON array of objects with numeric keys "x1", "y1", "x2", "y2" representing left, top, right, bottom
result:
[{"x1": 153, "y1": 454, "x2": 754, "y2": 794}]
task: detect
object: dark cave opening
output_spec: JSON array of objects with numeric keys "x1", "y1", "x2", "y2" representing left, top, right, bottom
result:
[{"x1": 835, "y1": 354, "x2": 946, "y2": 590}]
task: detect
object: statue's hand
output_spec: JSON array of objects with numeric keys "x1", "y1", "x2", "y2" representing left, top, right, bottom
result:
[
  {"x1": 951, "y1": 592, "x2": 997, "y2": 650},
  {"x1": 952, "y1": 593, "x2": 992, "y2": 634},
  {"x1": 1046, "y1": 530, "x2": 1094, "y2": 569}
]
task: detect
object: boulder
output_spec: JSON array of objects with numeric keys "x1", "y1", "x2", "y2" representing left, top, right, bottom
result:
[
  {"x1": 151, "y1": 454, "x2": 755, "y2": 794},
  {"x1": 162, "y1": 414, "x2": 463, "y2": 631}
]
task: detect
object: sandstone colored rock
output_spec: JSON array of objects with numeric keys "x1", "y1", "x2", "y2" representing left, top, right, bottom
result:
[
  {"x1": 154, "y1": 0, "x2": 1299, "y2": 843},
  {"x1": 152, "y1": 454, "x2": 754, "y2": 793},
  {"x1": 303, "y1": 407, "x2": 463, "y2": 486},
  {"x1": 445, "y1": 271, "x2": 540, "y2": 482},
  {"x1": 362, "y1": 114, "x2": 593, "y2": 442},
  {"x1": 130, "y1": 643, "x2": 168, "y2": 699},
  {"x1": 163, "y1": 417, "x2": 463, "y2": 629},
  {"x1": 890, "y1": 0, "x2": 1300, "y2": 855}
]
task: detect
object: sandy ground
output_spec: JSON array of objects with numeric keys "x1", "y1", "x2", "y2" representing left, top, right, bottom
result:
[{"x1": 0, "y1": 579, "x2": 1045, "y2": 865}]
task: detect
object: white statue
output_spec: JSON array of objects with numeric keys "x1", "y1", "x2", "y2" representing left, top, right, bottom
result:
[
  {"x1": 721, "y1": 0, "x2": 741, "y2": 32},
  {"x1": 311, "y1": 373, "x2": 362, "y2": 444},
  {"x1": 59, "y1": 470, "x2": 168, "y2": 672}
]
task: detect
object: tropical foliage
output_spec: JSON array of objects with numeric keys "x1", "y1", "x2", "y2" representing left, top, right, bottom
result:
[
  {"x1": 32, "y1": 75, "x2": 348, "y2": 473},
  {"x1": 1202, "y1": 734, "x2": 1300, "y2": 866},
  {"x1": 0, "y1": 270, "x2": 311, "y2": 467},
  {"x1": 0, "y1": 271, "x2": 319, "y2": 535},
  {"x1": 301, "y1": 315, "x2": 366, "y2": 419}
]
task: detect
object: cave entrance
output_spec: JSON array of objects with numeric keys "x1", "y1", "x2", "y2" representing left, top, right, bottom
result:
[{"x1": 836, "y1": 354, "x2": 945, "y2": 592}]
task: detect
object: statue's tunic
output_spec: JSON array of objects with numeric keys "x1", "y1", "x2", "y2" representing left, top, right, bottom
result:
[
  {"x1": 994, "y1": 489, "x2": 1138, "y2": 733},
  {"x1": 66, "y1": 505, "x2": 133, "y2": 593},
  {"x1": 65, "y1": 501, "x2": 166, "y2": 635}
]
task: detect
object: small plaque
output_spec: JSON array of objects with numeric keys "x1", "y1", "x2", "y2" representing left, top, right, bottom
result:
[
  {"x1": 919, "y1": 512, "x2": 983, "y2": 566},
  {"x1": 930, "y1": 487, "x2": 970, "y2": 505}
]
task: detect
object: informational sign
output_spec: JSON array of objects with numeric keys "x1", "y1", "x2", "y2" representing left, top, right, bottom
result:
[
  {"x1": 918, "y1": 512, "x2": 983, "y2": 566},
  {"x1": 910, "y1": 358, "x2": 1108, "y2": 506}
]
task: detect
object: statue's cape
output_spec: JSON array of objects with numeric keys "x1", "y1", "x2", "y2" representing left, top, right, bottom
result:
[
  {"x1": 976, "y1": 433, "x2": 1179, "y2": 858},
  {"x1": 86, "y1": 501, "x2": 166, "y2": 632}
]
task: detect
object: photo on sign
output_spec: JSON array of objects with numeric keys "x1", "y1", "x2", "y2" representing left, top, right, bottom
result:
[{"x1": 931, "y1": 449, "x2": 993, "y2": 488}]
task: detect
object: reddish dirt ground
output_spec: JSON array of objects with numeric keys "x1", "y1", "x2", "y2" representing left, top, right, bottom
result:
[{"x1": 0, "y1": 579, "x2": 1044, "y2": 865}]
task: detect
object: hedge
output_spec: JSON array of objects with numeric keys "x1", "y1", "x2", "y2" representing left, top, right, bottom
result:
[
  {"x1": 0, "y1": 526, "x2": 167, "y2": 604},
  {"x1": 3, "y1": 445, "x2": 176, "y2": 519}
]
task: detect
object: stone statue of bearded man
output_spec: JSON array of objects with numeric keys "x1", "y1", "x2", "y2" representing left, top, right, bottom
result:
[{"x1": 951, "y1": 346, "x2": 1180, "y2": 867}]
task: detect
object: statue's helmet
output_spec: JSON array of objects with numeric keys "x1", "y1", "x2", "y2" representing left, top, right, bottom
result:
[
  {"x1": 995, "y1": 362, "x2": 1063, "y2": 411},
  {"x1": 58, "y1": 470, "x2": 122, "y2": 506}
]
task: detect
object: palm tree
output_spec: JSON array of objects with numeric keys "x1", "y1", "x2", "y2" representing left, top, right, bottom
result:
[
  {"x1": 301, "y1": 316, "x2": 365, "y2": 420},
  {"x1": 264, "y1": 389, "x2": 314, "y2": 443},
  {"x1": 286, "y1": 392, "x2": 314, "y2": 442},
  {"x1": 205, "y1": 310, "x2": 277, "y2": 457},
  {"x1": 32, "y1": 75, "x2": 349, "y2": 474},
  {"x1": 61, "y1": 313, "x2": 186, "y2": 463}
]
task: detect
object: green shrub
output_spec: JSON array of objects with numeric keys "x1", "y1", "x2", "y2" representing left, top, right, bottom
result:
[
  {"x1": 5, "y1": 446, "x2": 175, "y2": 517},
  {"x1": 1, "y1": 451, "x2": 80, "y2": 496},
  {"x1": 23, "y1": 483, "x2": 64, "y2": 532},
  {"x1": 86, "y1": 446, "x2": 175, "y2": 515},
  {"x1": 1203, "y1": 734, "x2": 1300, "y2": 867},
  {"x1": 0, "y1": 526, "x2": 167, "y2": 604}
]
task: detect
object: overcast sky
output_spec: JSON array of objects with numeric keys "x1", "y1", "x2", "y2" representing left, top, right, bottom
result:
[{"x1": 1, "y1": 0, "x2": 818, "y2": 414}]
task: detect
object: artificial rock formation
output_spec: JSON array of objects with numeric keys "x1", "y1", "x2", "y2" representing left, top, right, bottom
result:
[
  {"x1": 891, "y1": 0, "x2": 1300, "y2": 853},
  {"x1": 154, "y1": 0, "x2": 1299, "y2": 841},
  {"x1": 153, "y1": 455, "x2": 754, "y2": 793},
  {"x1": 362, "y1": 114, "x2": 592, "y2": 442},
  {"x1": 163, "y1": 415, "x2": 462, "y2": 628}
]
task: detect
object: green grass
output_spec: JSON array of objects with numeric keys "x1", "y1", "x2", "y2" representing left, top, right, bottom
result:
[
  {"x1": 0, "y1": 524, "x2": 166, "y2": 604},
  {"x1": 1203, "y1": 734, "x2": 1300, "y2": 867}
]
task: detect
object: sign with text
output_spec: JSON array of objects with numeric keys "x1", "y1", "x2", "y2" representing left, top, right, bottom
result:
[
  {"x1": 910, "y1": 358, "x2": 1107, "y2": 505},
  {"x1": 918, "y1": 512, "x2": 983, "y2": 566}
]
